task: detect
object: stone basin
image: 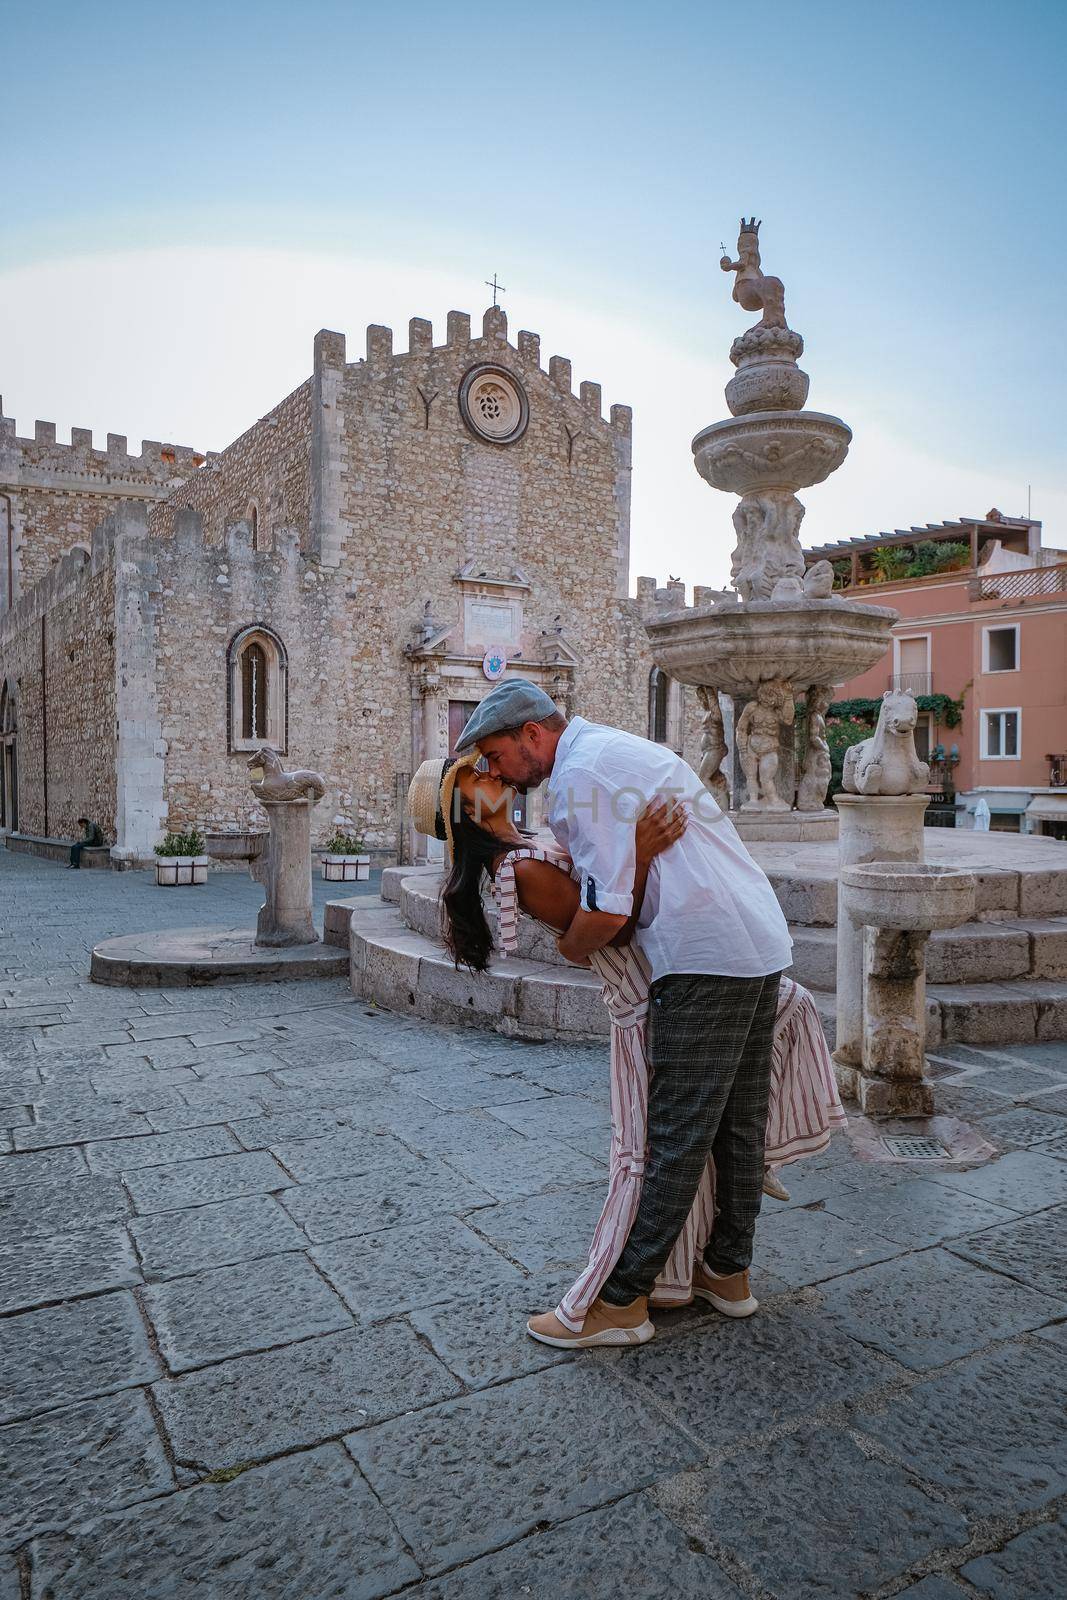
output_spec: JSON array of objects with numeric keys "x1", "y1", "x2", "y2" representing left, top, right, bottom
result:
[
  {"x1": 643, "y1": 595, "x2": 895, "y2": 696},
  {"x1": 692, "y1": 410, "x2": 852, "y2": 495},
  {"x1": 840, "y1": 862, "x2": 977, "y2": 933}
]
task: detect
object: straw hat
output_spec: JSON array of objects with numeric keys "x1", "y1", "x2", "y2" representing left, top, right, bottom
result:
[{"x1": 406, "y1": 751, "x2": 481, "y2": 859}]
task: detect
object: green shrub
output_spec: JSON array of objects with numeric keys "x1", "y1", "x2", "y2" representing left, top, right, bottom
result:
[
  {"x1": 154, "y1": 829, "x2": 206, "y2": 858},
  {"x1": 826, "y1": 718, "x2": 872, "y2": 796},
  {"x1": 323, "y1": 829, "x2": 366, "y2": 855}
]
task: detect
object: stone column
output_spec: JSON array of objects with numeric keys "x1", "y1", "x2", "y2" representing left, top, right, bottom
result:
[
  {"x1": 859, "y1": 925, "x2": 933, "y2": 1116},
  {"x1": 833, "y1": 793, "x2": 930, "y2": 1073},
  {"x1": 254, "y1": 798, "x2": 317, "y2": 947}
]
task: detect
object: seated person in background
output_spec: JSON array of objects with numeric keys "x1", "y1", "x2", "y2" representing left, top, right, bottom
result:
[{"x1": 69, "y1": 817, "x2": 104, "y2": 869}]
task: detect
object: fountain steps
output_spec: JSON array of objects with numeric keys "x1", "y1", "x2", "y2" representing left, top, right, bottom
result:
[
  {"x1": 787, "y1": 919, "x2": 1067, "y2": 990},
  {"x1": 324, "y1": 884, "x2": 1067, "y2": 1047}
]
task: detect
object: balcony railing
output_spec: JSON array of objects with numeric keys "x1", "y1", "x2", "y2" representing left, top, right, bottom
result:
[
  {"x1": 890, "y1": 672, "x2": 932, "y2": 696},
  {"x1": 972, "y1": 564, "x2": 1067, "y2": 602}
]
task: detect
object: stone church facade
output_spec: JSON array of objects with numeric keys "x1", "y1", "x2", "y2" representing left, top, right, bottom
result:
[{"x1": 0, "y1": 305, "x2": 699, "y2": 865}]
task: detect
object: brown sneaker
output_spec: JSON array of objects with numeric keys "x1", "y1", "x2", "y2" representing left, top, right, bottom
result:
[
  {"x1": 692, "y1": 1263, "x2": 759, "y2": 1318},
  {"x1": 526, "y1": 1295, "x2": 654, "y2": 1349}
]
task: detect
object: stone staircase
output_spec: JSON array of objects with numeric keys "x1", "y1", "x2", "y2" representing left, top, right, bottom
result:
[{"x1": 324, "y1": 845, "x2": 1067, "y2": 1047}]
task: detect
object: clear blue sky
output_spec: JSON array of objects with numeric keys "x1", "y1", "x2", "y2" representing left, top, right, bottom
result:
[{"x1": 4, "y1": 0, "x2": 1065, "y2": 582}]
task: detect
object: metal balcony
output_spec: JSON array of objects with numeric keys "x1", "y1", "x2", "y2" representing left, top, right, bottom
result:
[{"x1": 890, "y1": 672, "x2": 932, "y2": 696}]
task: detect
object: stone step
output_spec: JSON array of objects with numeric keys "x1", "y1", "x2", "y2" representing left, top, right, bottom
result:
[
  {"x1": 347, "y1": 900, "x2": 609, "y2": 1040},
  {"x1": 787, "y1": 918, "x2": 1067, "y2": 991},
  {"x1": 337, "y1": 897, "x2": 1067, "y2": 1047}
]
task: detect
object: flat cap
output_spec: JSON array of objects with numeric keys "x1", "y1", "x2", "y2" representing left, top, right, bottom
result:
[{"x1": 455, "y1": 678, "x2": 560, "y2": 753}]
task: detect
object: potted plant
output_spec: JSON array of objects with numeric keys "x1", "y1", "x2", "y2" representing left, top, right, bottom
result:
[
  {"x1": 154, "y1": 829, "x2": 210, "y2": 886},
  {"x1": 321, "y1": 828, "x2": 370, "y2": 883}
]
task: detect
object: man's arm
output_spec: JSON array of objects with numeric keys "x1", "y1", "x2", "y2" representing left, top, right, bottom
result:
[{"x1": 557, "y1": 906, "x2": 627, "y2": 963}]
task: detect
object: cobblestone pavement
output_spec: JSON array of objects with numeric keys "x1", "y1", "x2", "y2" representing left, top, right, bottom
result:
[{"x1": 1, "y1": 849, "x2": 1066, "y2": 1598}]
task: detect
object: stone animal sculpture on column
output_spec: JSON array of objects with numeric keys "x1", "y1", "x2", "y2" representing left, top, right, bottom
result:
[
  {"x1": 736, "y1": 680, "x2": 794, "y2": 810},
  {"x1": 720, "y1": 218, "x2": 788, "y2": 329},
  {"x1": 797, "y1": 685, "x2": 834, "y2": 811},
  {"x1": 247, "y1": 748, "x2": 327, "y2": 804},
  {"x1": 842, "y1": 690, "x2": 931, "y2": 796}
]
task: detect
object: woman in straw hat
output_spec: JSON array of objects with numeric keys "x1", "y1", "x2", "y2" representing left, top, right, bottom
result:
[{"x1": 407, "y1": 753, "x2": 845, "y2": 1347}]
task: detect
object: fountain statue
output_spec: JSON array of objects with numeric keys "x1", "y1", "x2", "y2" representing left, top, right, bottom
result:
[{"x1": 644, "y1": 219, "x2": 897, "y2": 839}]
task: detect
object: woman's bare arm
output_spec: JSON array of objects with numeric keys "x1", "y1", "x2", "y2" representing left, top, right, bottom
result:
[{"x1": 512, "y1": 857, "x2": 581, "y2": 934}]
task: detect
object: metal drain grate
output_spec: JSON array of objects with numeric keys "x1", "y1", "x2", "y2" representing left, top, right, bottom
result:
[{"x1": 882, "y1": 1134, "x2": 950, "y2": 1160}]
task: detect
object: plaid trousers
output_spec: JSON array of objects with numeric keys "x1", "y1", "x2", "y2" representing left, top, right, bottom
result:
[{"x1": 600, "y1": 970, "x2": 781, "y2": 1302}]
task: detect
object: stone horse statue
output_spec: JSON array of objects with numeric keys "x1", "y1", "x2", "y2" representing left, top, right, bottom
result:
[
  {"x1": 247, "y1": 748, "x2": 327, "y2": 805},
  {"x1": 842, "y1": 690, "x2": 931, "y2": 796}
]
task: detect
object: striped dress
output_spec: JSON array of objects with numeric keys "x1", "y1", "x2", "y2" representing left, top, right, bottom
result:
[{"x1": 492, "y1": 842, "x2": 846, "y2": 1331}]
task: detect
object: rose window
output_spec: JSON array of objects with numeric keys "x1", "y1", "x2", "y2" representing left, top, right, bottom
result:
[{"x1": 459, "y1": 365, "x2": 529, "y2": 445}]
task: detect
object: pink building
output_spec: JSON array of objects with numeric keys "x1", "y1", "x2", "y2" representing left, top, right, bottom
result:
[{"x1": 805, "y1": 511, "x2": 1067, "y2": 836}]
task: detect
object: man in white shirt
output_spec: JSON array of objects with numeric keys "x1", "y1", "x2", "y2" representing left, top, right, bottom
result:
[{"x1": 456, "y1": 680, "x2": 792, "y2": 1348}]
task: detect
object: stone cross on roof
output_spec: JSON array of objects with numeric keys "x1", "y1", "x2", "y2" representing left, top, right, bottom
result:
[{"x1": 484, "y1": 273, "x2": 506, "y2": 308}]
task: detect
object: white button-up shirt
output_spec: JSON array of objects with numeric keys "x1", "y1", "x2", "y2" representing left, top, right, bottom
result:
[{"x1": 546, "y1": 716, "x2": 792, "y2": 983}]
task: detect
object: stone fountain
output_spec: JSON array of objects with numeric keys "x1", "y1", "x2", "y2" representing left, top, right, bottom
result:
[{"x1": 645, "y1": 219, "x2": 897, "y2": 838}]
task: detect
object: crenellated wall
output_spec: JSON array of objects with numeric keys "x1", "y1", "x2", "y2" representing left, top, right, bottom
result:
[{"x1": 0, "y1": 403, "x2": 205, "y2": 608}]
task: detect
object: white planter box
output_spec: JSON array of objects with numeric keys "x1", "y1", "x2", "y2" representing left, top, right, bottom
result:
[
  {"x1": 321, "y1": 853, "x2": 371, "y2": 883},
  {"x1": 156, "y1": 855, "x2": 210, "y2": 886}
]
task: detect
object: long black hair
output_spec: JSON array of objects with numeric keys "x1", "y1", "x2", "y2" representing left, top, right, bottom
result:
[{"x1": 440, "y1": 804, "x2": 504, "y2": 972}]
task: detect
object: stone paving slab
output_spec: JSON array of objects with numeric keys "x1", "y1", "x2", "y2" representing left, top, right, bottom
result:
[
  {"x1": 409, "y1": 1276, "x2": 579, "y2": 1389},
  {"x1": 279, "y1": 1160, "x2": 494, "y2": 1244},
  {"x1": 312, "y1": 1216, "x2": 523, "y2": 1321},
  {"x1": 268, "y1": 1128, "x2": 415, "y2": 1183},
  {"x1": 895, "y1": 1579, "x2": 970, "y2": 1598},
  {"x1": 820, "y1": 1174, "x2": 1019, "y2": 1248},
  {"x1": 465, "y1": 1183, "x2": 610, "y2": 1274},
  {"x1": 350, "y1": 1362, "x2": 702, "y2": 1574},
  {"x1": 673, "y1": 1424, "x2": 968, "y2": 1600},
  {"x1": 155, "y1": 1322, "x2": 461, "y2": 1471},
  {"x1": 946, "y1": 1201, "x2": 1067, "y2": 1297},
  {"x1": 751, "y1": 1199, "x2": 904, "y2": 1286},
  {"x1": 228, "y1": 1107, "x2": 354, "y2": 1148},
  {"x1": 0, "y1": 1223, "x2": 141, "y2": 1315},
  {"x1": 27, "y1": 1445, "x2": 419, "y2": 1599},
  {"x1": 0, "y1": 1291, "x2": 160, "y2": 1424},
  {"x1": 441, "y1": 1132, "x2": 606, "y2": 1201},
  {"x1": 124, "y1": 1148, "x2": 293, "y2": 1214},
  {"x1": 816, "y1": 1247, "x2": 1066, "y2": 1370},
  {"x1": 130, "y1": 1193, "x2": 308, "y2": 1280},
  {"x1": 854, "y1": 1336, "x2": 1067, "y2": 1519},
  {"x1": 0, "y1": 1389, "x2": 173, "y2": 1551},
  {"x1": 0, "y1": 1146, "x2": 88, "y2": 1186},
  {"x1": 403, "y1": 1065, "x2": 550, "y2": 1110},
  {"x1": 0, "y1": 1172, "x2": 128, "y2": 1238},
  {"x1": 84, "y1": 1123, "x2": 241, "y2": 1174},
  {"x1": 960, "y1": 1516, "x2": 1067, "y2": 1598},
  {"x1": 628, "y1": 1301, "x2": 899, "y2": 1448},
  {"x1": 142, "y1": 1252, "x2": 352, "y2": 1371},
  {"x1": 407, "y1": 1495, "x2": 744, "y2": 1598},
  {"x1": 929, "y1": 1149, "x2": 1067, "y2": 1212},
  {"x1": 486, "y1": 1092, "x2": 611, "y2": 1141},
  {"x1": 13, "y1": 1110, "x2": 153, "y2": 1151},
  {"x1": 980, "y1": 1104, "x2": 1067, "y2": 1146}
]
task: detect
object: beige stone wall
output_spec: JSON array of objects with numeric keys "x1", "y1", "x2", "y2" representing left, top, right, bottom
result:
[
  {"x1": 155, "y1": 380, "x2": 311, "y2": 550},
  {"x1": 0, "y1": 538, "x2": 118, "y2": 839},
  {"x1": 0, "y1": 411, "x2": 203, "y2": 607}
]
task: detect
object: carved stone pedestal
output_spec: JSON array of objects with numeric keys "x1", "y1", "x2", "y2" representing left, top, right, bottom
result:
[
  {"x1": 835, "y1": 854, "x2": 976, "y2": 1117},
  {"x1": 253, "y1": 798, "x2": 318, "y2": 948}
]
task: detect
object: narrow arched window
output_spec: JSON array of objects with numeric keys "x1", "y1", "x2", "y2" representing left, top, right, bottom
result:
[
  {"x1": 228, "y1": 626, "x2": 287, "y2": 752},
  {"x1": 249, "y1": 504, "x2": 259, "y2": 551},
  {"x1": 241, "y1": 643, "x2": 268, "y2": 740},
  {"x1": 649, "y1": 667, "x2": 669, "y2": 744}
]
